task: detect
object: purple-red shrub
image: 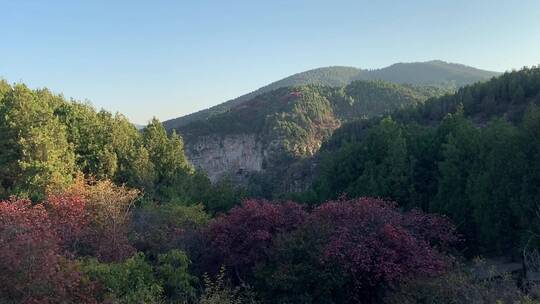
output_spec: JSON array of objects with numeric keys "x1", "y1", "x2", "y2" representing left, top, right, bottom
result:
[
  {"x1": 46, "y1": 193, "x2": 89, "y2": 254},
  {"x1": 206, "y1": 197, "x2": 458, "y2": 303},
  {"x1": 0, "y1": 198, "x2": 96, "y2": 303},
  {"x1": 311, "y1": 197, "x2": 457, "y2": 300},
  {"x1": 206, "y1": 199, "x2": 307, "y2": 279}
]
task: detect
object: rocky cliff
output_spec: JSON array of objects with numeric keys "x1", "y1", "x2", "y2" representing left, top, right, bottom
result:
[{"x1": 184, "y1": 134, "x2": 264, "y2": 182}]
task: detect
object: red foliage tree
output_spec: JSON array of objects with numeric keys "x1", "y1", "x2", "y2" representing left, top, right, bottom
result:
[
  {"x1": 206, "y1": 199, "x2": 307, "y2": 280},
  {"x1": 0, "y1": 198, "x2": 96, "y2": 303},
  {"x1": 49, "y1": 179, "x2": 138, "y2": 262},
  {"x1": 206, "y1": 197, "x2": 457, "y2": 303},
  {"x1": 46, "y1": 192, "x2": 89, "y2": 254},
  {"x1": 310, "y1": 197, "x2": 458, "y2": 301}
]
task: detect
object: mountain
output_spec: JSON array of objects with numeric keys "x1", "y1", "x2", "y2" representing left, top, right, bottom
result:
[
  {"x1": 360, "y1": 60, "x2": 500, "y2": 88},
  {"x1": 164, "y1": 66, "x2": 363, "y2": 129},
  {"x1": 176, "y1": 80, "x2": 450, "y2": 184},
  {"x1": 163, "y1": 60, "x2": 499, "y2": 130}
]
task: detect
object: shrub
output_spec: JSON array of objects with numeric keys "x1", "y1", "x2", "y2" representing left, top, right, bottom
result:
[
  {"x1": 82, "y1": 252, "x2": 163, "y2": 304},
  {"x1": 257, "y1": 197, "x2": 457, "y2": 303},
  {"x1": 206, "y1": 199, "x2": 307, "y2": 281},
  {"x1": 384, "y1": 262, "x2": 540, "y2": 304},
  {"x1": 200, "y1": 267, "x2": 258, "y2": 304},
  {"x1": 0, "y1": 197, "x2": 95, "y2": 303},
  {"x1": 82, "y1": 180, "x2": 139, "y2": 262},
  {"x1": 132, "y1": 202, "x2": 210, "y2": 259},
  {"x1": 156, "y1": 249, "x2": 197, "y2": 302}
]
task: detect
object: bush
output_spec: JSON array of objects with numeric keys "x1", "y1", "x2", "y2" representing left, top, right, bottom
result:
[
  {"x1": 0, "y1": 197, "x2": 96, "y2": 303},
  {"x1": 200, "y1": 267, "x2": 258, "y2": 304},
  {"x1": 206, "y1": 199, "x2": 307, "y2": 281},
  {"x1": 156, "y1": 249, "x2": 197, "y2": 302},
  {"x1": 132, "y1": 202, "x2": 210, "y2": 259},
  {"x1": 82, "y1": 252, "x2": 163, "y2": 304},
  {"x1": 384, "y1": 263, "x2": 540, "y2": 304},
  {"x1": 204, "y1": 197, "x2": 457, "y2": 303}
]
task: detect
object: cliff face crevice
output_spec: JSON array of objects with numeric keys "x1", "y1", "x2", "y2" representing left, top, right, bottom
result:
[{"x1": 184, "y1": 134, "x2": 264, "y2": 182}]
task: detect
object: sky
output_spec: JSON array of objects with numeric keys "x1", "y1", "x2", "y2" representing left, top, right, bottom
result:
[{"x1": 1, "y1": 0, "x2": 539, "y2": 124}]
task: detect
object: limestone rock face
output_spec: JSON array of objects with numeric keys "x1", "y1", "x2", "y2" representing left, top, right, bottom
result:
[{"x1": 184, "y1": 134, "x2": 264, "y2": 182}]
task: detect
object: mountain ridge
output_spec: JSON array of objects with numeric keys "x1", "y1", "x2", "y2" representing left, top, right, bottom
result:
[{"x1": 163, "y1": 60, "x2": 500, "y2": 130}]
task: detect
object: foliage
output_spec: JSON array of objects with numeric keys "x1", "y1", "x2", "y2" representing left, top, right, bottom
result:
[
  {"x1": 255, "y1": 198, "x2": 457, "y2": 303},
  {"x1": 156, "y1": 249, "x2": 198, "y2": 301},
  {"x1": 0, "y1": 81, "x2": 217, "y2": 205},
  {"x1": 193, "y1": 176, "x2": 247, "y2": 215},
  {"x1": 77, "y1": 179, "x2": 140, "y2": 262},
  {"x1": 384, "y1": 263, "x2": 540, "y2": 304},
  {"x1": 0, "y1": 84, "x2": 75, "y2": 200},
  {"x1": 312, "y1": 66, "x2": 540, "y2": 256},
  {"x1": 45, "y1": 189, "x2": 90, "y2": 254},
  {"x1": 200, "y1": 266, "x2": 258, "y2": 304},
  {"x1": 164, "y1": 60, "x2": 496, "y2": 130},
  {"x1": 206, "y1": 199, "x2": 307, "y2": 281},
  {"x1": 142, "y1": 118, "x2": 194, "y2": 202},
  {"x1": 204, "y1": 197, "x2": 456, "y2": 303},
  {"x1": 0, "y1": 197, "x2": 95, "y2": 303},
  {"x1": 1, "y1": 66, "x2": 538, "y2": 303},
  {"x1": 82, "y1": 253, "x2": 163, "y2": 304},
  {"x1": 132, "y1": 202, "x2": 210, "y2": 259}
]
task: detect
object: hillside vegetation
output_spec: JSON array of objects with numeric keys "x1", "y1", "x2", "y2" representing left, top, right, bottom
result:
[
  {"x1": 0, "y1": 80, "x2": 244, "y2": 212},
  {"x1": 164, "y1": 60, "x2": 498, "y2": 129},
  {"x1": 178, "y1": 80, "x2": 450, "y2": 166},
  {"x1": 298, "y1": 67, "x2": 540, "y2": 258}
]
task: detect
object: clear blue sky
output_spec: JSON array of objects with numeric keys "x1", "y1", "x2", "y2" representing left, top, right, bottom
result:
[{"x1": 1, "y1": 0, "x2": 539, "y2": 124}]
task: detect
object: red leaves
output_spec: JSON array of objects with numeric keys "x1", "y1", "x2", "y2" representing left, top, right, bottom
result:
[
  {"x1": 46, "y1": 193, "x2": 89, "y2": 253},
  {"x1": 0, "y1": 198, "x2": 60, "y2": 283},
  {"x1": 0, "y1": 181, "x2": 139, "y2": 302},
  {"x1": 312, "y1": 198, "x2": 455, "y2": 289},
  {"x1": 207, "y1": 199, "x2": 307, "y2": 277},
  {"x1": 280, "y1": 91, "x2": 303, "y2": 102},
  {"x1": 0, "y1": 197, "x2": 96, "y2": 303},
  {"x1": 205, "y1": 197, "x2": 457, "y2": 298}
]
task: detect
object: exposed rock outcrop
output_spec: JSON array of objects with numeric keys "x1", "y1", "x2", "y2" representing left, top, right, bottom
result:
[{"x1": 184, "y1": 134, "x2": 264, "y2": 182}]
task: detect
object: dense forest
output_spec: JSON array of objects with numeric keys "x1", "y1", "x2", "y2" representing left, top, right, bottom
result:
[{"x1": 1, "y1": 67, "x2": 540, "y2": 303}]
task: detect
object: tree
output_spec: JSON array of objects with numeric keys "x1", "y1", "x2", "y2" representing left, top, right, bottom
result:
[
  {"x1": 206, "y1": 199, "x2": 307, "y2": 281},
  {"x1": 156, "y1": 249, "x2": 197, "y2": 301},
  {"x1": 467, "y1": 119, "x2": 525, "y2": 253},
  {"x1": 200, "y1": 266, "x2": 258, "y2": 304},
  {"x1": 431, "y1": 109, "x2": 480, "y2": 249},
  {"x1": 82, "y1": 253, "x2": 163, "y2": 304},
  {"x1": 347, "y1": 117, "x2": 411, "y2": 203},
  {"x1": 257, "y1": 198, "x2": 457, "y2": 303},
  {"x1": 132, "y1": 202, "x2": 210, "y2": 259},
  {"x1": 75, "y1": 179, "x2": 140, "y2": 262},
  {"x1": 45, "y1": 190, "x2": 89, "y2": 254},
  {"x1": 0, "y1": 198, "x2": 96, "y2": 303},
  {"x1": 142, "y1": 118, "x2": 193, "y2": 201},
  {"x1": 0, "y1": 84, "x2": 75, "y2": 200},
  {"x1": 314, "y1": 117, "x2": 411, "y2": 205}
]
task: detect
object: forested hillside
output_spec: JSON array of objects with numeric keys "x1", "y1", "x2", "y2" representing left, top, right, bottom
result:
[
  {"x1": 174, "y1": 80, "x2": 450, "y2": 187},
  {"x1": 301, "y1": 67, "x2": 540, "y2": 257},
  {"x1": 164, "y1": 60, "x2": 498, "y2": 129}
]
